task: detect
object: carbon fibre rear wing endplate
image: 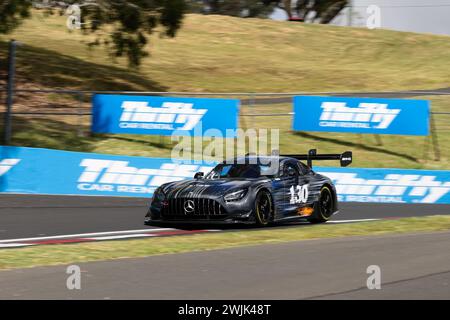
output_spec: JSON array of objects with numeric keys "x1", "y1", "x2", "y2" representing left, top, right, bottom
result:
[{"x1": 281, "y1": 149, "x2": 352, "y2": 168}]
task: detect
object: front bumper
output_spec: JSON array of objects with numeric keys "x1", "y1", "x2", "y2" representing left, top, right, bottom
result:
[
  {"x1": 147, "y1": 195, "x2": 254, "y2": 225},
  {"x1": 145, "y1": 215, "x2": 255, "y2": 225},
  {"x1": 146, "y1": 206, "x2": 254, "y2": 225}
]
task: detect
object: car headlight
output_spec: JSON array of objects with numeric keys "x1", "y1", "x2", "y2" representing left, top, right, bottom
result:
[{"x1": 224, "y1": 189, "x2": 248, "y2": 202}]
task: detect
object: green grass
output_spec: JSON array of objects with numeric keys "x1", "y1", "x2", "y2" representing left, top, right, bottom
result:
[
  {"x1": 0, "y1": 12, "x2": 449, "y2": 168},
  {"x1": 1, "y1": 215, "x2": 450, "y2": 270}
]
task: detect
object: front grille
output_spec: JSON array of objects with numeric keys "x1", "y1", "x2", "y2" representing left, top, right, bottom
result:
[{"x1": 161, "y1": 197, "x2": 226, "y2": 218}]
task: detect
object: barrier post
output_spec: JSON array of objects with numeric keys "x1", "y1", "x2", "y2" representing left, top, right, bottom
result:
[
  {"x1": 423, "y1": 112, "x2": 440, "y2": 162},
  {"x1": 422, "y1": 133, "x2": 429, "y2": 161},
  {"x1": 3, "y1": 40, "x2": 18, "y2": 145},
  {"x1": 238, "y1": 94, "x2": 248, "y2": 130},
  {"x1": 249, "y1": 93, "x2": 255, "y2": 129},
  {"x1": 430, "y1": 113, "x2": 440, "y2": 161},
  {"x1": 374, "y1": 134, "x2": 383, "y2": 146},
  {"x1": 77, "y1": 92, "x2": 84, "y2": 137}
]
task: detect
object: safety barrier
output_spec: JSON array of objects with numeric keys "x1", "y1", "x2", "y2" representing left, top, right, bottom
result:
[
  {"x1": 1, "y1": 146, "x2": 448, "y2": 204},
  {"x1": 1, "y1": 89, "x2": 445, "y2": 161}
]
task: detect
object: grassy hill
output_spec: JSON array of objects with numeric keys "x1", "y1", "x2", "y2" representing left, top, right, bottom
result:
[
  {"x1": 1, "y1": 12, "x2": 450, "y2": 92},
  {"x1": 0, "y1": 12, "x2": 449, "y2": 169}
]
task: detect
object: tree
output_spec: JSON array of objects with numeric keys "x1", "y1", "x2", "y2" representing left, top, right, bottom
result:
[
  {"x1": 0, "y1": 0, "x2": 32, "y2": 34},
  {"x1": 0, "y1": 0, "x2": 187, "y2": 67},
  {"x1": 187, "y1": 0, "x2": 276, "y2": 18},
  {"x1": 188, "y1": 1, "x2": 347, "y2": 23},
  {"x1": 265, "y1": 0, "x2": 348, "y2": 23}
]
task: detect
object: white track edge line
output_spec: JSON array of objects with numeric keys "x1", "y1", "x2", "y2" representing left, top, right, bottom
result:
[
  {"x1": 328, "y1": 219, "x2": 380, "y2": 223},
  {"x1": 85, "y1": 234, "x2": 157, "y2": 241},
  {"x1": 0, "y1": 228, "x2": 176, "y2": 244},
  {"x1": 0, "y1": 220, "x2": 379, "y2": 244}
]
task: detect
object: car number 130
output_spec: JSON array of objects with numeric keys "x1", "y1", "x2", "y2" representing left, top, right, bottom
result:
[{"x1": 289, "y1": 184, "x2": 309, "y2": 204}]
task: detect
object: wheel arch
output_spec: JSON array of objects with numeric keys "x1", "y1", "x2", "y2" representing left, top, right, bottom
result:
[
  {"x1": 253, "y1": 186, "x2": 275, "y2": 222},
  {"x1": 321, "y1": 182, "x2": 338, "y2": 213},
  {"x1": 253, "y1": 182, "x2": 274, "y2": 200},
  {"x1": 255, "y1": 186, "x2": 274, "y2": 207}
]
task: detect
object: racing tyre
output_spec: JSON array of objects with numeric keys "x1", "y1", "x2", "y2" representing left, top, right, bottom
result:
[
  {"x1": 254, "y1": 190, "x2": 273, "y2": 227},
  {"x1": 309, "y1": 186, "x2": 334, "y2": 224}
]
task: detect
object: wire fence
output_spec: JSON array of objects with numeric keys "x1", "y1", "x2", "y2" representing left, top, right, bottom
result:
[{"x1": 0, "y1": 88, "x2": 448, "y2": 161}]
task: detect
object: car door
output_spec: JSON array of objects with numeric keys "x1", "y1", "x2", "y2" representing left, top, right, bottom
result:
[
  {"x1": 296, "y1": 162, "x2": 313, "y2": 205},
  {"x1": 278, "y1": 161, "x2": 303, "y2": 217}
]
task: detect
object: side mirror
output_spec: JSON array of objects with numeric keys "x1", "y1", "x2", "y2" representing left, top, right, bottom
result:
[{"x1": 194, "y1": 172, "x2": 204, "y2": 179}]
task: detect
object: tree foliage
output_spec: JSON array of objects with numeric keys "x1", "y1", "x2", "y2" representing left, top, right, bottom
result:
[
  {"x1": 0, "y1": 0, "x2": 187, "y2": 67},
  {"x1": 188, "y1": 0, "x2": 276, "y2": 18},
  {"x1": 265, "y1": 0, "x2": 348, "y2": 23},
  {"x1": 188, "y1": 1, "x2": 347, "y2": 23},
  {"x1": 0, "y1": 0, "x2": 32, "y2": 34}
]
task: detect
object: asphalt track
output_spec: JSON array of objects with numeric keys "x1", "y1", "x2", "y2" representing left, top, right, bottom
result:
[
  {"x1": 0, "y1": 194, "x2": 449, "y2": 299},
  {"x1": 0, "y1": 194, "x2": 449, "y2": 240},
  {"x1": 0, "y1": 231, "x2": 449, "y2": 299}
]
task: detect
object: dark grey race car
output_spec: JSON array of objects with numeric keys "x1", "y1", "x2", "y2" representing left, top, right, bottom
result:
[{"x1": 145, "y1": 149, "x2": 352, "y2": 226}]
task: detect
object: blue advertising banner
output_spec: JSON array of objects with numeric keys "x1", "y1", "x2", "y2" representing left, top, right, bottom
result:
[
  {"x1": 1, "y1": 147, "x2": 449, "y2": 203},
  {"x1": 315, "y1": 167, "x2": 450, "y2": 204},
  {"x1": 92, "y1": 95, "x2": 240, "y2": 137},
  {"x1": 0, "y1": 146, "x2": 214, "y2": 198},
  {"x1": 292, "y1": 96, "x2": 430, "y2": 135}
]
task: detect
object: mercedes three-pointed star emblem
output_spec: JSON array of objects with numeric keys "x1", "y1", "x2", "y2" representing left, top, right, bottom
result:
[{"x1": 184, "y1": 200, "x2": 195, "y2": 214}]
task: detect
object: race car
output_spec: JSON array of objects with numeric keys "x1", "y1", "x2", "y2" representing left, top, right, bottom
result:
[{"x1": 145, "y1": 149, "x2": 352, "y2": 226}]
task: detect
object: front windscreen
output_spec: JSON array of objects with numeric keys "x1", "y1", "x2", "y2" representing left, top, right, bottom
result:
[{"x1": 206, "y1": 163, "x2": 277, "y2": 179}]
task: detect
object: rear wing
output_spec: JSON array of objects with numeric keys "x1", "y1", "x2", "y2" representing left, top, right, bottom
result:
[{"x1": 281, "y1": 149, "x2": 352, "y2": 168}]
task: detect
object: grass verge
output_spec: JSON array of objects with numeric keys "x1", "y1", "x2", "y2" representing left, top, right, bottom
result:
[{"x1": 1, "y1": 215, "x2": 450, "y2": 270}]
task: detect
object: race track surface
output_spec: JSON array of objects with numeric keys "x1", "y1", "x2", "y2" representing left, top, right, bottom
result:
[
  {"x1": 0, "y1": 231, "x2": 449, "y2": 299},
  {"x1": 0, "y1": 194, "x2": 449, "y2": 299},
  {"x1": 0, "y1": 194, "x2": 449, "y2": 240}
]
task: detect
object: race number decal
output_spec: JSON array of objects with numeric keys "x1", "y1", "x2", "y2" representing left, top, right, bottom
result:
[{"x1": 289, "y1": 184, "x2": 309, "y2": 204}]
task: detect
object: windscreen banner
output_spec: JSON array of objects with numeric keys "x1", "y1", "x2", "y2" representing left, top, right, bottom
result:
[
  {"x1": 92, "y1": 94, "x2": 240, "y2": 137},
  {"x1": 0, "y1": 146, "x2": 449, "y2": 203},
  {"x1": 292, "y1": 96, "x2": 430, "y2": 135}
]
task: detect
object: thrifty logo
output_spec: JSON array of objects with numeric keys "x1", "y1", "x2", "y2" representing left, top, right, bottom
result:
[
  {"x1": 119, "y1": 101, "x2": 207, "y2": 131},
  {"x1": 320, "y1": 172, "x2": 450, "y2": 204},
  {"x1": 319, "y1": 102, "x2": 400, "y2": 129},
  {"x1": 0, "y1": 159, "x2": 20, "y2": 176},
  {"x1": 77, "y1": 159, "x2": 213, "y2": 194}
]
